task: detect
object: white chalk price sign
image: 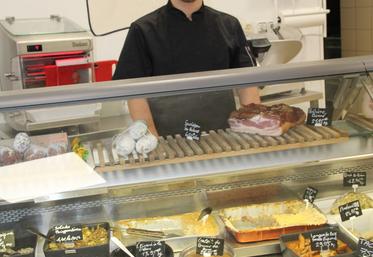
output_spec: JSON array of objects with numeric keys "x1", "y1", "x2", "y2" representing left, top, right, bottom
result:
[
  {"x1": 303, "y1": 186, "x2": 318, "y2": 203},
  {"x1": 339, "y1": 200, "x2": 363, "y2": 222},
  {"x1": 184, "y1": 120, "x2": 201, "y2": 141},
  {"x1": 343, "y1": 172, "x2": 367, "y2": 187},
  {"x1": 136, "y1": 241, "x2": 165, "y2": 257},
  {"x1": 310, "y1": 230, "x2": 338, "y2": 251},
  {"x1": 0, "y1": 230, "x2": 15, "y2": 252},
  {"x1": 306, "y1": 108, "x2": 331, "y2": 126},
  {"x1": 359, "y1": 238, "x2": 373, "y2": 257},
  {"x1": 54, "y1": 224, "x2": 83, "y2": 243},
  {"x1": 196, "y1": 237, "x2": 224, "y2": 256}
]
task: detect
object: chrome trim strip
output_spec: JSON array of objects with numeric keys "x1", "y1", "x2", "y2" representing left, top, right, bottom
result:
[{"x1": 0, "y1": 56, "x2": 372, "y2": 111}]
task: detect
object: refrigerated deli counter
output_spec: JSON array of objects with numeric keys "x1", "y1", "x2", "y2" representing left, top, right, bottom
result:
[{"x1": 1, "y1": 56, "x2": 373, "y2": 257}]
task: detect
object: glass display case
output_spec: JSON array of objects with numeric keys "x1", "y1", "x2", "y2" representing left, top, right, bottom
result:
[{"x1": 1, "y1": 55, "x2": 373, "y2": 257}]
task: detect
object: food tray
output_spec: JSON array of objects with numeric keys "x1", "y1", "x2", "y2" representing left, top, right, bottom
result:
[
  {"x1": 220, "y1": 200, "x2": 328, "y2": 243},
  {"x1": 179, "y1": 244, "x2": 234, "y2": 257},
  {"x1": 0, "y1": 230, "x2": 37, "y2": 257},
  {"x1": 43, "y1": 222, "x2": 110, "y2": 257},
  {"x1": 329, "y1": 192, "x2": 373, "y2": 215},
  {"x1": 280, "y1": 225, "x2": 358, "y2": 257},
  {"x1": 114, "y1": 212, "x2": 222, "y2": 252},
  {"x1": 87, "y1": 125, "x2": 348, "y2": 172},
  {"x1": 329, "y1": 208, "x2": 373, "y2": 242},
  {"x1": 25, "y1": 104, "x2": 101, "y2": 123},
  {"x1": 111, "y1": 244, "x2": 174, "y2": 257}
]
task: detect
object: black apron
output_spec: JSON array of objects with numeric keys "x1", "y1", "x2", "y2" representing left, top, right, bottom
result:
[{"x1": 148, "y1": 90, "x2": 236, "y2": 136}]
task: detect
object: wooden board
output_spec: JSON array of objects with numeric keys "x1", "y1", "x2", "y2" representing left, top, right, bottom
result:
[
  {"x1": 345, "y1": 113, "x2": 373, "y2": 131},
  {"x1": 90, "y1": 125, "x2": 349, "y2": 172}
]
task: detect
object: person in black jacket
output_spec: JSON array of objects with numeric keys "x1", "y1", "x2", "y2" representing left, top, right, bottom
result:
[{"x1": 113, "y1": 0, "x2": 260, "y2": 136}]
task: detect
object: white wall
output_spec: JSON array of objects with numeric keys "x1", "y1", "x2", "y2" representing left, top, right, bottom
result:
[{"x1": 0, "y1": 0, "x2": 325, "y2": 62}]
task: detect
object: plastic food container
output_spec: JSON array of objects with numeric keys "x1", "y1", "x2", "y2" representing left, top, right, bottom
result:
[
  {"x1": 280, "y1": 225, "x2": 357, "y2": 257},
  {"x1": 0, "y1": 232, "x2": 37, "y2": 257},
  {"x1": 43, "y1": 222, "x2": 110, "y2": 257},
  {"x1": 220, "y1": 200, "x2": 327, "y2": 243},
  {"x1": 179, "y1": 243, "x2": 235, "y2": 257},
  {"x1": 111, "y1": 243, "x2": 174, "y2": 257}
]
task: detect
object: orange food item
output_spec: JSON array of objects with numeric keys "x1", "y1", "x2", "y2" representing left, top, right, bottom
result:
[{"x1": 286, "y1": 234, "x2": 352, "y2": 257}]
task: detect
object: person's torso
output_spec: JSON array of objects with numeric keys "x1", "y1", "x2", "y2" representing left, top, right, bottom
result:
[{"x1": 135, "y1": 4, "x2": 243, "y2": 136}]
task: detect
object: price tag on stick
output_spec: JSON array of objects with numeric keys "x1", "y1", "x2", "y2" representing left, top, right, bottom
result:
[
  {"x1": 307, "y1": 108, "x2": 331, "y2": 126},
  {"x1": 54, "y1": 224, "x2": 83, "y2": 243},
  {"x1": 196, "y1": 237, "x2": 224, "y2": 256},
  {"x1": 310, "y1": 230, "x2": 338, "y2": 251},
  {"x1": 184, "y1": 120, "x2": 201, "y2": 141},
  {"x1": 136, "y1": 241, "x2": 165, "y2": 257},
  {"x1": 0, "y1": 230, "x2": 15, "y2": 252},
  {"x1": 359, "y1": 238, "x2": 373, "y2": 257},
  {"x1": 339, "y1": 200, "x2": 363, "y2": 222},
  {"x1": 303, "y1": 187, "x2": 318, "y2": 203},
  {"x1": 344, "y1": 172, "x2": 367, "y2": 187}
]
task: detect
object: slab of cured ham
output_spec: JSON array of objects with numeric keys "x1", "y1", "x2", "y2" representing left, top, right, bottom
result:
[{"x1": 228, "y1": 103, "x2": 306, "y2": 136}]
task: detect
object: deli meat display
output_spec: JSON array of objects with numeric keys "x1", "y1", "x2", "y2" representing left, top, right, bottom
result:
[
  {"x1": 1, "y1": 53, "x2": 373, "y2": 257},
  {"x1": 228, "y1": 103, "x2": 306, "y2": 136}
]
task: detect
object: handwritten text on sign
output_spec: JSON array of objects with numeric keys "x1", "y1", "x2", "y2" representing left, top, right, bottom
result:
[
  {"x1": 184, "y1": 120, "x2": 201, "y2": 141},
  {"x1": 303, "y1": 187, "x2": 318, "y2": 203},
  {"x1": 310, "y1": 230, "x2": 338, "y2": 251},
  {"x1": 54, "y1": 224, "x2": 83, "y2": 243},
  {"x1": 343, "y1": 172, "x2": 367, "y2": 187},
  {"x1": 136, "y1": 241, "x2": 165, "y2": 257},
  {"x1": 359, "y1": 238, "x2": 373, "y2": 257},
  {"x1": 307, "y1": 108, "x2": 331, "y2": 126},
  {"x1": 196, "y1": 237, "x2": 224, "y2": 256},
  {"x1": 0, "y1": 230, "x2": 15, "y2": 252},
  {"x1": 339, "y1": 200, "x2": 363, "y2": 222}
]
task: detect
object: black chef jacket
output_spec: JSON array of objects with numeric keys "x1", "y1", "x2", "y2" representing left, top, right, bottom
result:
[{"x1": 113, "y1": 1, "x2": 255, "y2": 136}]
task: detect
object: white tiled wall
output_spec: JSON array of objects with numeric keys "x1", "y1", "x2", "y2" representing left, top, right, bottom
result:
[{"x1": 341, "y1": 0, "x2": 373, "y2": 57}]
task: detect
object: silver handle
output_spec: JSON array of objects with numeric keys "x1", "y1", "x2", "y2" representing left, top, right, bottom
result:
[{"x1": 4, "y1": 73, "x2": 19, "y2": 81}]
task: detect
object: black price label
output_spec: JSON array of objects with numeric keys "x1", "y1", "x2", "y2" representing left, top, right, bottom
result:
[
  {"x1": 339, "y1": 200, "x2": 363, "y2": 222},
  {"x1": 359, "y1": 238, "x2": 373, "y2": 257},
  {"x1": 136, "y1": 241, "x2": 165, "y2": 257},
  {"x1": 343, "y1": 172, "x2": 367, "y2": 187},
  {"x1": 0, "y1": 230, "x2": 15, "y2": 252},
  {"x1": 196, "y1": 237, "x2": 224, "y2": 256},
  {"x1": 54, "y1": 224, "x2": 83, "y2": 243},
  {"x1": 184, "y1": 120, "x2": 201, "y2": 141},
  {"x1": 307, "y1": 108, "x2": 331, "y2": 126},
  {"x1": 310, "y1": 230, "x2": 338, "y2": 251},
  {"x1": 303, "y1": 187, "x2": 318, "y2": 203}
]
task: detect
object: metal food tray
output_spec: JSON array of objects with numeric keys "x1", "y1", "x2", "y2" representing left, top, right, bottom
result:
[
  {"x1": 219, "y1": 200, "x2": 328, "y2": 243},
  {"x1": 43, "y1": 222, "x2": 110, "y2": 257},
  {"x1": 80, "y1": 125, "x2": 348, "y2": 172},
  {"x1": 279, "y1": 225, "x2": 358, "y2": 257},
  {"x1": 113, "y1": 212, "x2": 224, "y2": 252}
]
